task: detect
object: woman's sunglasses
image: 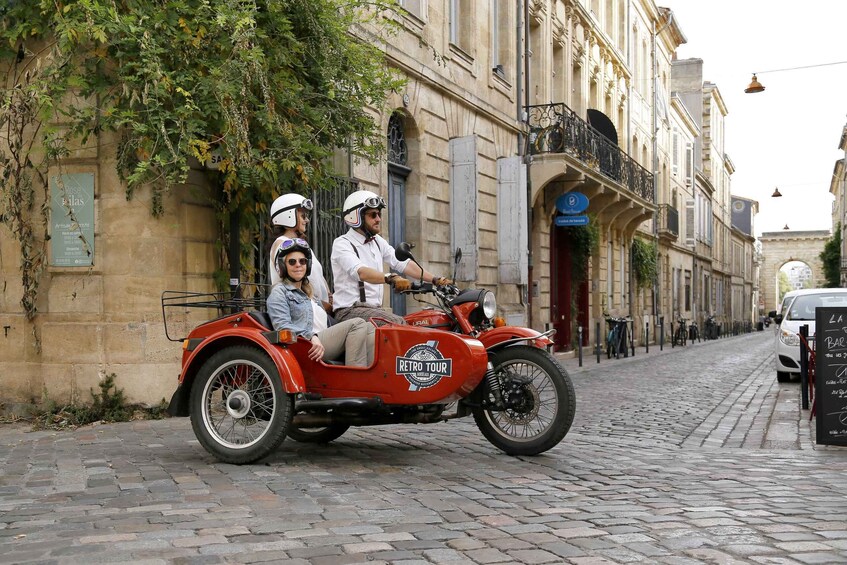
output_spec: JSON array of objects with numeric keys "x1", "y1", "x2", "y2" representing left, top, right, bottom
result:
[{"x1": 286, "y1": 258, "x2": 308, "y2": 266}]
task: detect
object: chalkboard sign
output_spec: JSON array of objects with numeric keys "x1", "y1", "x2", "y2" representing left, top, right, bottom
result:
[{"x1": 815, "y1": 306, "x2": 847, "y2": 446}]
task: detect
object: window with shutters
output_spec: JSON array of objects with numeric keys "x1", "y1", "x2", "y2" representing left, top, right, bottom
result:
[
  {"x1": 491, "y1": 0, "x2": 511, "y2": 79},
  {"x1": 684, "y1": 270, "x2": 691, "y2": 311},
  {"x1": 400, "y1": 0, "x2": 424, "y2": 18},
  {"x1": 684, "y1": 142, "x2": 693, "y2": 187},
  {"x1": 685, "y1": 199, "x2": 695, "y2": 247},
  {"x1": 449, "y1": 0, "x2": 473, "y2": 55},
  {"x1": 672, "y1": 131, "x2": 680, "y2": 178},
  {"x1": 450, "y1": 136, "x2": 478, "y2": 281},
  {"x1": 497, "y1": 157, "x2": 527, "y2": 284}
]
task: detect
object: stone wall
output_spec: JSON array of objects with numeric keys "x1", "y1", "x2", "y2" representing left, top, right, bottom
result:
[
  {"x1": 759, "y1": 231, "x2": 829, "y2": 313},
  {"x1": 1, "y1": 132, "x2": 217, "y2": 407}
]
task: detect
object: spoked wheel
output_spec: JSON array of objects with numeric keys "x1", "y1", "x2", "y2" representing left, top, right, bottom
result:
[
  {"x1": 190, "y1": 345, "x2": 292, "y2": 464},
  {"x1": 472, "y1": 346, "x2": 576, "y2": 456},
  {"x1": 286, "y1": 424, "x2": 350, "y2": 444}
]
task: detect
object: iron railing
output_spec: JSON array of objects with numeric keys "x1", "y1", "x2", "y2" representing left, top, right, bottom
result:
[
  {"x1": 658, "y1": 204, "x2": 679, "y2": 237},
  {"x1": 526, "y1": 102, "x2": 653, "y2": 202},
  {"x1": 309, "y1": 176, "x2": 359, "y2": 289}
]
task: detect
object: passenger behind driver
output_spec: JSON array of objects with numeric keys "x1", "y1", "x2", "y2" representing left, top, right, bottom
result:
[
  {"x1": 268, "y1": 193, "x2": 332, "y2": 313},
  {"x1": 267, "y1": 239, "x2": 374, "y2": 367}
]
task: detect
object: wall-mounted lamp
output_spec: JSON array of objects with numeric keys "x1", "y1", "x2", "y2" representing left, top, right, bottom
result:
[
  {"x1": 783, "y1": 224, "x2": 790, "y2": 230},
  {"x1": 771, "y1": 187, "x2": 782, "y2": 197}
]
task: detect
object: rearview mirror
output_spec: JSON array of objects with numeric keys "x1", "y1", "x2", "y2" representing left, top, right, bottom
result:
[{"x1": 395, "y1": 241, "x2": 416, "y2": 263}]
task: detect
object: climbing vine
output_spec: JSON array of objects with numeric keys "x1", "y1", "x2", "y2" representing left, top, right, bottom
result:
[
  {"x1": 631, "y1": 237, "x2": 658, "y2": 289},
  {"x1": 561, "y1": 215, "x2": 600, "y2": 282},
  {"x1": 0, "y1": 0, "x2": 406, "y2": 316}
]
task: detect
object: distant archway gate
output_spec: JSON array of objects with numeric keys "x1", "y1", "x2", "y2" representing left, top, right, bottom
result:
[{"x1": 759, "y1": 230, "x2": 829, "y2": 313}]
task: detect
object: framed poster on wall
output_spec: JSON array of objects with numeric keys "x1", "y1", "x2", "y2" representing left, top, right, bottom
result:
[{"x1": 50, "y1": 173, "x2": 94, "y2": 267}]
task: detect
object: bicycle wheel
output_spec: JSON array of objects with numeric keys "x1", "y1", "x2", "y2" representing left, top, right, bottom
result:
[{"x1": 607, "y1": 328, "x2": 615, "y2": 358}]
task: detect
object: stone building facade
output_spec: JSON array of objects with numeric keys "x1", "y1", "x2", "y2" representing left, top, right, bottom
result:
[{"x1": 1, "y1": 1, "x2": 761, "y2": 406}]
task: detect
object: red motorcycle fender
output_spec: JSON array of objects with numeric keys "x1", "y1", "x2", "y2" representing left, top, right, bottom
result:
[
  {"x1": 181, "y1": 329, "x2": 306, "y2": 394},
  {"x1": 478, "y1": 326, "x2": 553, "y2": 351}
]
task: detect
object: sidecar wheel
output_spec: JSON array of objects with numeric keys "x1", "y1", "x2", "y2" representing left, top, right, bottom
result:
[
  {"x1": 473, "y1": 346, "x2": 575, "y2": 456},
  {"x1": 190, "y1": 345, "x2": 292, "y2": 464},
  {"x1": 286, "y1": 424, "x2": 350, "y2": 444}
]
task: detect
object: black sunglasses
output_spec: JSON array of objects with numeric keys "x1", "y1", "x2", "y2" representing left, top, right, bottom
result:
[{"x1": 286, "y1": 258, "x2": 308, "y2": 266}]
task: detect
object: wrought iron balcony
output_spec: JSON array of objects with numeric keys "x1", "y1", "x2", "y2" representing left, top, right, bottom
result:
[
  {"x1": 658, "y1": 204, "x2": 679, "y2": 240},
  {"x1": 527, "y1": 102, "x2": 654, "y2": 202}
]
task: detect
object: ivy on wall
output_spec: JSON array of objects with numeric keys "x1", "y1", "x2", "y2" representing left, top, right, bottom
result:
[
  {"x1": 0, "y1": 0, "x2": 406, "y2": 318},
  {"x1": 631, "y1": 237, "x2": 658, "y2": 289}
]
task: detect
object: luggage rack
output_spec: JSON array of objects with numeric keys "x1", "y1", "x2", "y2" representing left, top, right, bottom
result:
[{"x1": 161, "y1": 283, "x2": 272, "y2": 342}]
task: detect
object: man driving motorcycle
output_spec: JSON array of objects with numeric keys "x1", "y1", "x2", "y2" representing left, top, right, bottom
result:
[{"x1": 330, "y1": 190, "x2": 450, "y2": 325}]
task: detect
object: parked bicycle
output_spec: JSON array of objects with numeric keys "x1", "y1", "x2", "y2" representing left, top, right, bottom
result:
[
  {"x1": 688, "y1": 320, "x2": 700, "y2": 343},
  {"x1": 605, "y1": 316, "x2": 631, "y2": 359},
  {"x1": 673, "y1": 317, "x2": 687, "y2": 347}
]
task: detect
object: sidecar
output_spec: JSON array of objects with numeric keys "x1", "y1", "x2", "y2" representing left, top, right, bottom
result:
[{"x1": 162, "y1": 286, "x2": 488, "y2": 464}]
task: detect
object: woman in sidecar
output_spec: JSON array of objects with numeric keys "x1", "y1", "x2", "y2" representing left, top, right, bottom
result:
[{"x1": 266, "y1": 238, "x2": 374, "y2": 367}]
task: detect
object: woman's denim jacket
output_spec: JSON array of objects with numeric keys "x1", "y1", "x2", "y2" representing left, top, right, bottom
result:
[{"x1": 266, "y1": 282, "x2": 315, "y2": 339}]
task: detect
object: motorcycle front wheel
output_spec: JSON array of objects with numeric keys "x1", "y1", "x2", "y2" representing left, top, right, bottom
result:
[
  {"x1": 472, "y1": 345, "x2": 576, "y2": 456},
  {"x1": 190, "y1": 345, "x2": 292, "y2": 464}
]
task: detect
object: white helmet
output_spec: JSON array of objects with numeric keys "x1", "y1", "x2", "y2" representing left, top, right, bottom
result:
[
  {"x1": 270, "y1": 193, "x2": 313, "y2": 228},
  {"x1": 342, "y1": 190, "x2": 386, "y2": 228}
]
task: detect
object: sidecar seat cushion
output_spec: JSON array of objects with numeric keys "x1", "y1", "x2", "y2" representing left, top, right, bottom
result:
[{"x1": 250, "y1": 311, "x2": 274, "y2": 331}]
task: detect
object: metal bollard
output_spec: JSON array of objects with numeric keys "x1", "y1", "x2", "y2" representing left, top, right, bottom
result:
[
  {"x1": 799, "y1": 324, "x2": 809, "y2": 410},
  {"x1": 578, "y1": 326, "x2": 583, "y2": 367},
  {"x1": 645, "y1": 322, "x2": 649, "y2": 354},
  {"x1": 671, "y1": 320, "x2": 675, "y2": 348},
  {"x1": 596, "y1": 321, "x2": 601, "y2": 364},
  {"x1": 630, "y1": 319, "x2": 635, "y2": 357},
  {"x1": 660, "y1": 317, "x2": 664, "y2": 350}
]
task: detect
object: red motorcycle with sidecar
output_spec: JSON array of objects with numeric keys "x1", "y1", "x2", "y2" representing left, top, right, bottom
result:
[{"x1": 163, "y1": 244, "x2": 576, "y2": 464}]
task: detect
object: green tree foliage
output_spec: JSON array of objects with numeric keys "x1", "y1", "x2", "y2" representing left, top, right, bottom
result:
[
  {"x1": 0, "y1": 0, "x2": 405, "y2": 315},
  {"x1": 777, "y1": 271, "x2": 791, "y2": 302},
  {"x1": 820, "y1": 223, "x2": 842, "y2": 287}
]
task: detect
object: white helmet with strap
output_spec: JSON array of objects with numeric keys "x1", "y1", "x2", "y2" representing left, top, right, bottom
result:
[
  {"x1": 342, "y1": 190, "x2": 386, "y2": 228},
  {"x1": 270, "y1": 193, "x2": 313, "y2": 228}
]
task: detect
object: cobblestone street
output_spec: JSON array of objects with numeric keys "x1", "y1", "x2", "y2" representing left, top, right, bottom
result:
[{"x1": 2, "y1": 332, "x2": 846, "y2": 564}]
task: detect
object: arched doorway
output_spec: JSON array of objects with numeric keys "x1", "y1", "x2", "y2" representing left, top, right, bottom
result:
[
  {"x1": 387, "y1": 112, "x2": 410, "y2": 316},
  {"x1": 551, "y1": 216, "x2": 590, "y2": 350}
]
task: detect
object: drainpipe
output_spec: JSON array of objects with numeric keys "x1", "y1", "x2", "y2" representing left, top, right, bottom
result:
[
  {"x1": 522, "y1": 0, "x2": 533, "y2": 327},
  {"x1": 651, "y1": 10, "x2": 673, "y2": 336}
]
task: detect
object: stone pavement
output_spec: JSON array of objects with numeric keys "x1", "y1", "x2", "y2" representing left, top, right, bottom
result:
[{"x1": 2, "y1": 332, "x2": 846, "y2": 564}]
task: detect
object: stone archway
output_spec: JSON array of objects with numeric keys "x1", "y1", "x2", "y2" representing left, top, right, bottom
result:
[{"x1": 759, "y1": 230, "x2": 830, "y2": 313}]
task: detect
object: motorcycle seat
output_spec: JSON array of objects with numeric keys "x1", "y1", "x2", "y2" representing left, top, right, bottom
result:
[{"x1": 249, "y1": 311, "x2": 274, "y2": 331}]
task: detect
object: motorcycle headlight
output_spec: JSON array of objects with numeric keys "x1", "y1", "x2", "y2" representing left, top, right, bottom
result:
[
  {"x1": 481, "y1": 291, "x2": 497, "y2": 319},
  {"x1": 779, "y1": 329, "x2": 800, "y2": 347}
]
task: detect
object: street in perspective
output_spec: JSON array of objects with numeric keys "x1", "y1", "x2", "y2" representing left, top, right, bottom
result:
[{"x1": 2, "y1": 331, "x2": 846, "y2": 565}]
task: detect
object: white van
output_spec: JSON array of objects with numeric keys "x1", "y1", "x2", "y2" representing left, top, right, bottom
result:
[{"x1": 773, "y1": 288, "x2": 847, "y2": 382}]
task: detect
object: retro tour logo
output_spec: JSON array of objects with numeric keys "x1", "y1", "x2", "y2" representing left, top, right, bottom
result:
[{"x1": 396, "y1": 340, "x2": 453, "y2": 391}]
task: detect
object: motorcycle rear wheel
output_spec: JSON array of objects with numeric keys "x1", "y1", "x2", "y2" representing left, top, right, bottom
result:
[
  {"x1": 473, "y1": 346, "x2": 575, "y2": 456},
  {"x1": 190, "y1": 345, "x2": 292, "y2": 464}
]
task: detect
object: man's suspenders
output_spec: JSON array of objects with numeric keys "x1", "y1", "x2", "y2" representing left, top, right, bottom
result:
[{"x1": 348, "y1": 239, "x2": 367, "y2": 303}]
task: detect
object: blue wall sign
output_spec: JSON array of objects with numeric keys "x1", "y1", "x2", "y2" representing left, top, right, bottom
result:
[
  {"x1": 555, "y1": 215, "x2": 589, "y2": 227},
  {"x1": 555, "y1": 192, "x2": 589, "y2": 215}
]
